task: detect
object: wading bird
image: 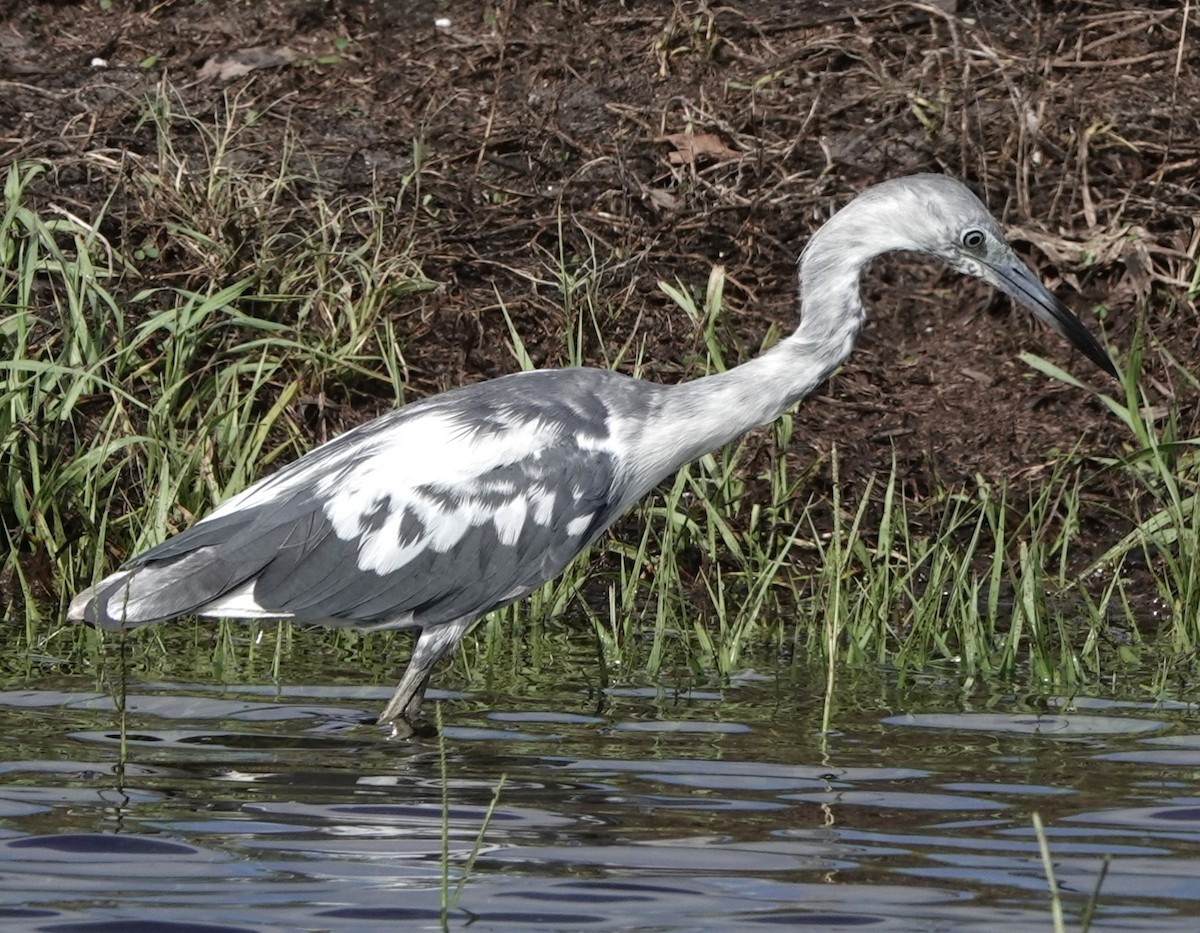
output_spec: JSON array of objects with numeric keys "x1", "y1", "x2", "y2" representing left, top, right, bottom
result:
[{"x1": 70, "y1": 175, "x2": 1117, "y2": 733}]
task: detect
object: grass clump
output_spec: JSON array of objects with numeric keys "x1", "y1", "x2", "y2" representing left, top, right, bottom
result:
[
  {"x1": 0, "y1": 86, "x2": 430, "y2": 658},
  {"x1": 3, "y1": 84, "x2": 1198, "y2": 712},
  {"x1": 457, "y1": 261, "x2": 1194, "y2": 708}
]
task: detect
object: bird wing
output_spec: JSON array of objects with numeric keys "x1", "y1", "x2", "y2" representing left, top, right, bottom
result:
[{"x1": 77, "y1": 372, "x2": 625, "y2": 630}]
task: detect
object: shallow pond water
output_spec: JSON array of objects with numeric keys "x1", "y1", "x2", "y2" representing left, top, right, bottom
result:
[{"x1": 1, "y1": 673, "x2": 1200, "y2": 931}]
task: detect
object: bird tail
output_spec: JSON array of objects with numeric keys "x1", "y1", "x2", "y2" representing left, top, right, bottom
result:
[
  {"x1": 67, "y1": 503, "x2": 312, "y2": 629},
  {"x1": 67, "y1": 569, "x2": 157, "y2": 629},
  {"x1": 68, "y1": 545, "x2": 258, "y2": 629}
]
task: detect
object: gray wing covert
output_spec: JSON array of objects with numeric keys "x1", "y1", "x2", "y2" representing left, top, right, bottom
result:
[
  {"x1": 245, "y1": 438, "x2": 620, "y2": 627},
  {"x1": 78, "y1": 367, "x2": 636, "y2": 630}
]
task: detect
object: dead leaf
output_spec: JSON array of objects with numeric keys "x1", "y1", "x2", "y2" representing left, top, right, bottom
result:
[
  {"x1": 199, "y1": 46, "x2": 298, "y2": 82},
  {"x1": 1012, "y1": 222, "x2": 1149, "y2": 267},
  {"x1": 1010, "y1": 222, "x2": 1157, "y2": 301},
  {"x1": 645, "y1": 188, "x2": 679, "y2": 211},
  {"x1": 960, "y1": 368, "x2": 996, "y2": 386},
  {"x1": 659, "y1": 131, "x2": 739, "y2": 166}
]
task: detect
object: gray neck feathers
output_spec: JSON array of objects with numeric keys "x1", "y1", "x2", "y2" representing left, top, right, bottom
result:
[{"x1": 625, "y1": 191, "x2": 915, "y2": 495}]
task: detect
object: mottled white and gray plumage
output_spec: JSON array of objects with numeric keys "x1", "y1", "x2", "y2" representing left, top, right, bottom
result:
[{"x1": 69, "y1": 174, "x2": 1117, "y2": 732}]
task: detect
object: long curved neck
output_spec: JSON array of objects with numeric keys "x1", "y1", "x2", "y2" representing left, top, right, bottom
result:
[{"x1": 622, "y1": 195, "x2": 918, "y2": 495}]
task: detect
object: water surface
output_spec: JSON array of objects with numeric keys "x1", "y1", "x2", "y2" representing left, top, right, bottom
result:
[{"x1": 1, "y1": 672, "x2": 1198, "y2": 931}]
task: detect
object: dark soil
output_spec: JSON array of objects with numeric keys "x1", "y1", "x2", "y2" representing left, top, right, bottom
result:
[{"x1": 3, "y1": 1, "x2": 1197, "y2": 541}]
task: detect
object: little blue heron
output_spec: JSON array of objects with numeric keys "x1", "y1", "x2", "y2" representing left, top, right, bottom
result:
[{"x1": 69, "y1": 174, "x2": 1117, "y2": 732}]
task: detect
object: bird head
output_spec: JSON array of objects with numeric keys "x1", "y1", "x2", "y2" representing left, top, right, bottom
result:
[{"x1": 896, "y1": 175, "x2": 1119, "y2": 379}]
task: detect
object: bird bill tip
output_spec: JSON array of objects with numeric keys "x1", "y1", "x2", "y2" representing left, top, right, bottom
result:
[
  {"x1": 1039, "y1": 293, "x2": 1119, "y2": 380},
  {"x1": 992, "y1": 259, "x2": 1118, "y2": 380}
]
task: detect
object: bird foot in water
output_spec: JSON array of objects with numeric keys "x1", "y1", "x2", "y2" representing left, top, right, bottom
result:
[{"x1": 381, "y1": 713, "x2": 439, "y2": 741}]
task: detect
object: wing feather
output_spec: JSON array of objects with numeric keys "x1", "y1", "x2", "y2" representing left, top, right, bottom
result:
[
  {"x1": 73, "y1": 369, "x2": 632, "y2": 631},
  {"x1": 244, "y1": 438, "x2": 618, "y2": 627}
]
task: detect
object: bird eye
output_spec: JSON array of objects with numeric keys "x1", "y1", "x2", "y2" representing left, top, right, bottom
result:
[{"x1": 961, "y1": 228, "x2": 986, "y2": 250}]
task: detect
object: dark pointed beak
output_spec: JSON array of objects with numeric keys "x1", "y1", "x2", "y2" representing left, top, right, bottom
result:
[{"x1": 988, "y1": 255, "x2": 1118, "y2": 379}]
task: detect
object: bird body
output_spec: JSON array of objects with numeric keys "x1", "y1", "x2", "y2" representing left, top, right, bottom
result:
[
  {"x1": 79, "y1": 369, "x2": 641, "y2": 626},
  {"x1": 69, "y1": 175, "x2": 1117, "y2": 731}
]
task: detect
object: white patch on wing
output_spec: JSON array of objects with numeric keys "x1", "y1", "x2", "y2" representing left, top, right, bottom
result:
[
  {"x1": 311, "y1": 412, "x2": 583, "y2": 575},
  {"x1": 573, "y1": 430, "x2": 611, "y2": 452},
  {"x1": 203, "y1": 410, "x2": 545, "y2": 525},
  {"x1": 424, "y1": 501, "x2": 474, "y2": 554},
  {"x1": 357, "y1": 529, "x2": 427, "y2": 575},
  {"x1": 491, "y1": 497, "x2": 527, "y2": 546},
  {"x1": 566, "y1": 513, "x2": 593, "y2": 536},
  {"x1": 192, "y1": 394, "x2": 623, "y2": 580},
  {"x1": 320, "y1": 412, "x2": 537, "y2": 517},
  {"x1": 530, "y1": 488, "x2": 556, "y2": 525},
  {"x1": 198, "y1": 579, "x2": 286, "y2": 618}
]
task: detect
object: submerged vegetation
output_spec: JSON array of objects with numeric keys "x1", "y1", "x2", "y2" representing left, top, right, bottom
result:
[{"x1": 1, "y1": 84, "x2": 1198, "y2": 712}]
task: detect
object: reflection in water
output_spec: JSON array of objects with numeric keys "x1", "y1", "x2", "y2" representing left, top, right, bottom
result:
[{"x1": 0, "y1": 676, "x2": 1197, "y2": 931}]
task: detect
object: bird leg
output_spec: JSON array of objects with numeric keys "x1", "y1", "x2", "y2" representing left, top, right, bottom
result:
[{"x1": 377, "y1": 617, "x2": 475, "y2": 731}]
